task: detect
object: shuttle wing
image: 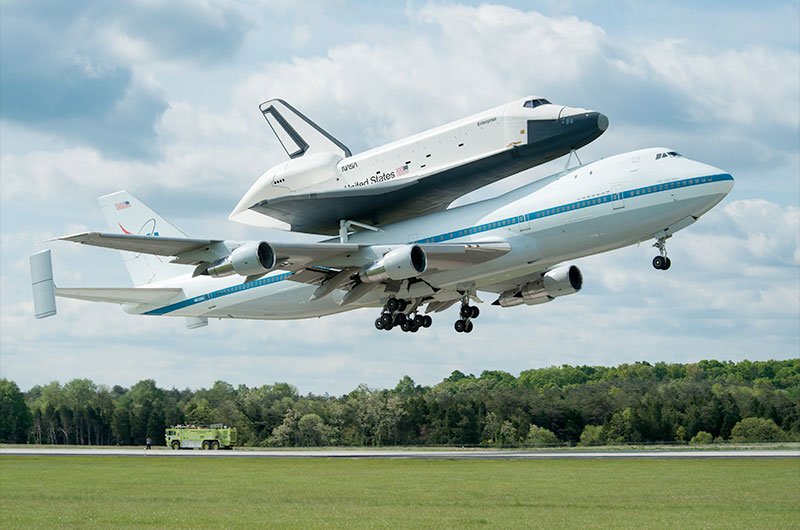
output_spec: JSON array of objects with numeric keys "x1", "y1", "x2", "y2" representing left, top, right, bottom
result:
[{"x1": 248, "y1": 146, "x2": 537, "y2": 234}]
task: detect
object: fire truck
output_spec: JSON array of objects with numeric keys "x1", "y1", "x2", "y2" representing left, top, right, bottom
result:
[{"x1": 165, "y1": 424, "x2": 237, "y2": 450}]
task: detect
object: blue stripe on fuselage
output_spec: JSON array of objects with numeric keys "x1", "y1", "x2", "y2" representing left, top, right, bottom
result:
[{"x1": 144, "y1": 174, "x2": 732, "y2": 315}]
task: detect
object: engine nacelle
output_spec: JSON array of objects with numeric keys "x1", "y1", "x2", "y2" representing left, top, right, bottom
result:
[
  {"x1": 206, "y1": 242, "x2": 276, "y2": 278},
  {"x1": 359, "y1": 245, "x2": 427, "y2": 283},
  {"x1": 494, "y1": 264, "x2": 583, "y2": 307},
  {"x1": 521, "y1": 264, "x2": 583, "y2": 305}
]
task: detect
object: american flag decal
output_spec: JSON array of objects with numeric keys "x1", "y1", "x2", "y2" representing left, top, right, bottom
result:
[
  {"x1": 115, "y1": 201, "x2": 131, "y2": 210},
  {"x1": 396, "y1": 164, "x2": 409, "y2": 176}
]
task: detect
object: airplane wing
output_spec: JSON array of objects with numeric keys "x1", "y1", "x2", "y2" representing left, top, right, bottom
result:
[
  {"x1": 56, "y1": 232, "x2": 510, "y2": 303},
  {"x1": 56, "y1": 232, "x2": 508, "y2": 272}
]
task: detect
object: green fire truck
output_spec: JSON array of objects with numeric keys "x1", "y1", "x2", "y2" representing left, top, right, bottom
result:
[{"x1": 165, "y1": 424, "x2": 237, "y2": 450}]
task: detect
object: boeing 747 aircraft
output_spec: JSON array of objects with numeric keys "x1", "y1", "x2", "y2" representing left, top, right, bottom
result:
[
  {"x1": 32, "y1": 148, "x2": 733, "y2": 333},
  {"x1": 230, "y1": 96, "x2": 608, "y2": 234}
]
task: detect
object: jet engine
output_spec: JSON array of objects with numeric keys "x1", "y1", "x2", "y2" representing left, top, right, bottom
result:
[
  {"x1": 359, "y1": 245, "x2": 427, "y2": 283},
  {"x1": 206, "y1": 242, "x2": 276, "y2": 278},
  {"x1": 494, "y1": 264, "x2": 583, "y2": 307}
]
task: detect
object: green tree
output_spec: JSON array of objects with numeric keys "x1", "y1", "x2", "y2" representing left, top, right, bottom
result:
[
  {"x1": 690, "y1": 431, "x2": 713, "y2": 444},
  {"x1": 297, "y1": 414, "x2": 334, "y2": 446},
  {"x1": 268, "y1": 409, "x2": 299, "y2": 447},
  {"x1": 498, "y1": 420, "x2": 517, "y2": 445},
  {"x1": 730, "y1": 417, "x2": 787, "y2": 442},
  {"x1": 0, "y1": 380, "x2": 31, "y2": 443},
  {"x1": 675, "y1": 425, "x2": 687, "y2": 443},
  {"x1": 579, "y1": 425, "x2": 605, "y2": 446},
  {"x1": 525, "y1": 424, "x2": 560, "y2": 446}
]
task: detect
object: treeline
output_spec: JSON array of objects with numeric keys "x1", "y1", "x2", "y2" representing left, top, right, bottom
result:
[{"x1": 1, "y1": 359, "x2": 798, "y2": 447}]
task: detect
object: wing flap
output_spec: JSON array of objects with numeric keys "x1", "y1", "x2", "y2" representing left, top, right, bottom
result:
[
  {"x1": 421, "y1": 242, "x2": 511, "y2": 271},
  {"x1": 55, "y1": 287, "x2": 182, "y2": 304}
]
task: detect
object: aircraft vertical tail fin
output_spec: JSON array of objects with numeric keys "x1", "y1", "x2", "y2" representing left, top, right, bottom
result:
[
  {"x1": 97, "y1": 191, "x2": 189, "y2": 286},
  {"x1": 260, "y1": 99, "x2": 351, "y2": 159}
]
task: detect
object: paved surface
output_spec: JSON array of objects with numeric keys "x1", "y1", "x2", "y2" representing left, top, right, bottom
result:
[{"x1": 2, "y1": 447, "x2": 798, "y2": 459}]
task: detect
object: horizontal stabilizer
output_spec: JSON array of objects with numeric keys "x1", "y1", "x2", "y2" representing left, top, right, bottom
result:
[
  {"x1": 55, "y1": 287, "x2": 182, "y2": 305},
  {"x1": 30, "y1": 250, "x2": 57, "y2": 318}
]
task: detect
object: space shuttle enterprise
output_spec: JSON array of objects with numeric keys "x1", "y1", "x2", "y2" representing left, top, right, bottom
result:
[{"x1": 230, "y1": 97, "x2": 608, "y2": 235}]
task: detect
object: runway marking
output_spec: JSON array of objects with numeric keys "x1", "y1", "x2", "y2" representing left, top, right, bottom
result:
[{"x1": 2, "y1": 448, "x2": 798, "y2": 460}]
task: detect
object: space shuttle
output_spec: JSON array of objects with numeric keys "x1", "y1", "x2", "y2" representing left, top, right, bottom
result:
[{"x1": 230, "y1": 97, "x2": 608, "y2": 235}]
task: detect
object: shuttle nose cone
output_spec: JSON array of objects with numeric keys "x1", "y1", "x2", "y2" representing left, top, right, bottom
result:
[{"x1": 597, "y1": 112, "x2": 609, "y2": 132}]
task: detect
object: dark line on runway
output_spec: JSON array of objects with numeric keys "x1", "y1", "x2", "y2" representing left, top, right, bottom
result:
[{"x1": 2, "y1": 448, "x2": 798, "y2": 460}]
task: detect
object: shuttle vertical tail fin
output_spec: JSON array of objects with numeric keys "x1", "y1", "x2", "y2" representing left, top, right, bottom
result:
[
  {"x1": 98, "y1": 191, "x2": 189, "y2": 286},
  {"x1": 260, "y1": 99, "x2": 351, "y2": 159}
]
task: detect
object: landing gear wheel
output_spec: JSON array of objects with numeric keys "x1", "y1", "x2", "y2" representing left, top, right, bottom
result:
[
  {"x1": 384, "y1": 323, "x2": 393, "y2": 331},
  {"x1": 460, "y1": 305, "x2": 472, "y2": 318},
  {"x1": 394, "y1": 313, "x2": 406, "y2": 326},
  {"x1": 413, "y1": 314, "x2": 424, "y2": 326},
  {"x1": 422, "y1": 315, "x2": 432, "y2": 328},
  {"x1": 464, "y1": 321, "x2": 474, "y2": 333},
  {"x1": 386, "y1": 298, "x2": 399, "y2": 312},
  {"x1": 401, "y1": 320, "x2": 412, "y2": 332},
  {"x1": 652, "y1": 256, "x2": 666, "y2": 270},
  {"x1": 398, "y1": 299, "x2": 408, "y2": 312},
  {"x1": 663, "y1": 257, "x2": 672, "y2": 270},
  {"x1": 375, "y1": 318, "x2": 384, "y2": 330},
  {"x1": 380, "y1": 313, "x2": 393, "y2": 327},
  {"x1": 454, "y1": 320, "x2": 466, "y2": 333},
  {"x1": 410, "y1": 324, "x2": 419, "y2": 333},
  {"x1": 470, "y1": 306, "x2": 480, "y2": 319}
]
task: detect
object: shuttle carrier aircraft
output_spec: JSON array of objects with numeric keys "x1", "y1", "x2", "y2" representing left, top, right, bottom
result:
[{"x1": 32, "y1": 147, "x2": 733, "y2": 333}]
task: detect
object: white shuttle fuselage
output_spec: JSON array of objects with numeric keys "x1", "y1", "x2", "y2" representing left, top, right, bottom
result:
[{"x1": 230, "y1": 97, "x2": 608, "y2": 234}]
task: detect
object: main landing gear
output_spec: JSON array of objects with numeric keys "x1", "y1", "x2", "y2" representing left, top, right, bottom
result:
[
  {"x1": 652, "y1": 237, "x2": 672, "y2": 270},
  {"x1": 374, "y1": 298, "x2": 432, "y2": 333},
  {"x1": 454, "y1": 301, "x2": 480, "y2": 334}
]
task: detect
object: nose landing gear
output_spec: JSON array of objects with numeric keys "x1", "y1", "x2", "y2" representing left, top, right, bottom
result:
[{"x1": 652, "y1": 237, "x2": 672, "y2": 270}]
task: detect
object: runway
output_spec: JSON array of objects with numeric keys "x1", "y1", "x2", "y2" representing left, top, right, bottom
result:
[{"x1": 2, "y1": 447, "x2": 798, "y2": 460}]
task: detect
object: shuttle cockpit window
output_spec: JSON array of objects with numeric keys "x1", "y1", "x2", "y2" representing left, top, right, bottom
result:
[
  {"x1": 523, "y1": 98, "x2": 551, "y2": 108},
  {"x1": 655, "y1": 151, "x2": 683, "y2": 160}
]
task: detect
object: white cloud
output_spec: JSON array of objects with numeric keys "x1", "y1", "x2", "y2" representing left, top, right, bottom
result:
[
  {"x1": 642, "y1": 41, "x2": 800, "y2": 128},
  {"x1": 1, "y1": 2, "x2": 798, "y2": 393}
]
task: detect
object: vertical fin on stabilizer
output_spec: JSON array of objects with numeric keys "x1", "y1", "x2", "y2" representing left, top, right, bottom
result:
[
  {"x1": 260, "y1": 99, "x2": 351, "y2": 159},
  {"x1": 98, "y1": 191, "x2": 188, "y2": 286}
]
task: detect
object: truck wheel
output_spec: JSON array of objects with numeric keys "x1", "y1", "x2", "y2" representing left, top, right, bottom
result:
[
  {"x1": 171, "y1": 441, "x2": 180, "y2": 450},
  {"x1": 211, "y1": 441, "x2": 220, "y2": 450},
  {"x1": 202, "y1": 441, "x2": 210, "y2": 450}
]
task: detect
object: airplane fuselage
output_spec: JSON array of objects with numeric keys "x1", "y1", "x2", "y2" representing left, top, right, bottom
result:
[{"x1": 136, "y1": 147, "x2": 733, "y2": 321}]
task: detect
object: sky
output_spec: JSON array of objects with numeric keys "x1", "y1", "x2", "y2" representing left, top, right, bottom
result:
[{"x1": 1, "y1": 0, "x2": 798, "y2": 395}]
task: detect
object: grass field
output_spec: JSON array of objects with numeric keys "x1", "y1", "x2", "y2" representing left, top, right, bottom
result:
[{"x1": 1, "y1": 456, "x2": 798, "y2": 528}]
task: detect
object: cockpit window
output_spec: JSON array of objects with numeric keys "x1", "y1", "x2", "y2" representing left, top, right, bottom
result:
[
  {"x1": 656, "y1": 151, "x2": 683, "y2": 160},
  {"x1": 523, "y1": 98, "x2": 551, "y2": 108}
]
